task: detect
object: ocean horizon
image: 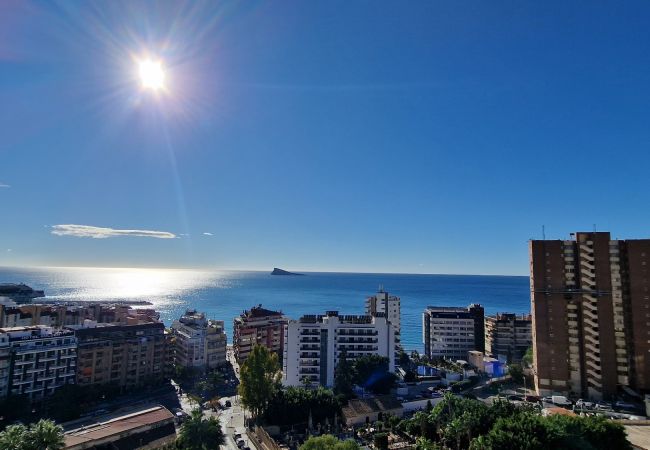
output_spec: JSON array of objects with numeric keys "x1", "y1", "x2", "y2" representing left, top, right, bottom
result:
[{"x1": 0, "y1": 266, "x2": 531, "y2": 352}]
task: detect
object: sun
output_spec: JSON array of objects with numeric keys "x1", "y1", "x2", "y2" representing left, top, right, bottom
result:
[{"x1": 138, "y1": 59, "x2": 165, "y2": 90}]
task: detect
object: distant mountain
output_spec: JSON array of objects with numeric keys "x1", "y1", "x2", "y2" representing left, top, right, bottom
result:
[{"x1": 271, "y1": 268, "x2": 304, "y2": 276}]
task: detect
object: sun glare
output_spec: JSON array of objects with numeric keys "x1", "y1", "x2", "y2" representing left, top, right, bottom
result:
[{"x1": 138, "y1": 59, "x2": 165, "y2": 90}]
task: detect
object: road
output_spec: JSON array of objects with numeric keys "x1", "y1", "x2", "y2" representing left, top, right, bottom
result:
[{"x1": 218, "y1": 346, "x2": 253, "y2": 450}]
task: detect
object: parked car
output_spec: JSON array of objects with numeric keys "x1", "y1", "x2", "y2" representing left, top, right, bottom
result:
[
  {"x1": 541, "y1": 396, "x2": 553, "y2": 403},
  {"x1": 615, "y1": 401, "x2": 637, "y2": 411},
  {"x1": 236, "y1": 439, "x2": 246, "y2": 448},
  {"x1": 524, "y1": 395, "x2": 541, "y2": 403},
  {"x1": 508, "y1": 395, "x2": 524, "y2": 402},
  {"x1": 575, "y1": 399, "x2": 594, "y2": 410},
  {"x1": 551, "y1": 395, "x2": 572, "y2": 407},
  {"x1": 595, "y1": 401, "x2": 612, "y2": 410}
]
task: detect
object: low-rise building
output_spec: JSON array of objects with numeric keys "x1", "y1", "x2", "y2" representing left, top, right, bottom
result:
[
  {"x1": 422, "y1": 304, "x2": 484, "y2": 361},
  {"x1": 170, "y1": 310, "x2": 227, "y2": 370},
  {"x1": 468, "y1": 350, "x2": 508, "y2": 377},
  {"x1": 72, "y1": 321, "x2": 166, "y2": 389},
  {"x1": 63, "y1": 405, "x2": 176, "y2": 449},
  {"x1": 341, "y1": 395, "x2": 403, "y2": 426},
  {"x1": 283, "y1": 311, "x2": 396, "y2": 387},
  {"x1": 484, "y1": 313, "x2": 532, "y2": 363},
  {"x1": 0, "y1": 325, "x2": 77, "y2": 400},
  {"x1": 234, "y1": 305, "x2": 287, "y2": 364}
]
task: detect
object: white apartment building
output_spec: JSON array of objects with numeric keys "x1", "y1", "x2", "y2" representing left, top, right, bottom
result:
[
  {"x1": 0, "y1": 326, "x2": 77, "y2": 400},
  {"x1": 283, "y1": 311, "x2": 396, "y2": 387},
  {"x1": 365, "y1": 289, "x2": 401, "y2": 359},
  {"x1": 170, "y1": 310, "x2": 227, "y2": 370}
]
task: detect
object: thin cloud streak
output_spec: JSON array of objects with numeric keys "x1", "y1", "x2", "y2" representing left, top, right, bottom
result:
[
  {"x1": 202, "y1": 232, "x2": 213, "y2": 236},
  {"x1": 51, "y1": 224, "x2": 176, "y2": 239},
  {"x1": 0, "y1": 183, "x2": 10, "y2": 188}
]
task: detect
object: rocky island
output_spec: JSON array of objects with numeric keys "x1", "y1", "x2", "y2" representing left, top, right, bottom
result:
[{"x1": 271, "y1": 268, "x2": 304, "y2": 276}]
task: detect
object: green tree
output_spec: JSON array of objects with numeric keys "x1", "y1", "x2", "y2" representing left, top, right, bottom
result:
[
  {"x1": 414, "y1": 437, "x2": 441, "y2": 450},
  {"x1": 0, "y1": 424, "x2": 29, "y2": 450},
  {"x1": 334, "y1": 350, "x2": 354, "y2": 398},
  {"x1": 300, "y1": 434, "x2": 360, "y2": 450},
  {"x1": 522, "y1": 347, "x2": 533, "y2": 367},
  {"x1": 353, "y1": 355, "x2": 396, "y2": 394},
  {"x1": 374, "y1": 432, "x2": 389, "y2": 450},
  {"x1": 238, "y1": 344, "x2": 281, "y2": 421},
  {"x1": 263, "y1": 386, "x2": 342, "y2": 426},
  {"x1": 0, "y1": 394, "x2": 31, "y2": 423},
  {"x1": 398, "y1": 349, "x2": 411, "y2": 367},
  {"x1": 403, "y1": 369, "x2": 417, "y2": 382},
  {"x1": 301, "y1": 376, "x2": 314, "y2": 388},
  {"x1": 27, "y1": 419, "x2": 65, "y2": 450},
  {"x1": 508, "y1": 364, "x2": 524, "y2": 384},
  {"x1": 472, "y1": 413, "x2": 552, "y2": 450},
  {"x1": 176, "y1": 408, "x2": 225, "y2": 450}
]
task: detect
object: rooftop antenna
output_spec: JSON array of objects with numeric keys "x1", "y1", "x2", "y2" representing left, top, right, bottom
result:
[
  {"x1": 378, "y1": 284, "x2": 384, "y2": 293},
  {"x1": 593, "y1": 223, "x2": 597, "y2": 232},
  {"x1": 542, "y1": 225, "x2": 546, "y2": 240}
]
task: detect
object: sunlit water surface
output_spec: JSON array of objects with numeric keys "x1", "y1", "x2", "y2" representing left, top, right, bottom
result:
[{"x1": 0, "y1": 267, "x2": 530, "y2": 352}]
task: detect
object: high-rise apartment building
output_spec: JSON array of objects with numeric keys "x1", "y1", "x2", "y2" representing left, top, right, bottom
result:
[
  {"x1": 283, "y1": 311, "x2": 396, "y2": 387},
  {"x1": 169, "y1": 310, "x2": 227, "y2": 370},
  {"x1": 0, "y1": 326, "x2": 77, "y2": 400},
  {"x1": 422, "y1": 304, "x2": 485, "y2": 361},
  {"x1": 233, "y1": 305, "x2": 287, "y2": 364},
  {"x1": 365, "y1": 288, "x2": 401, "y2": 359},
  {"x1": 73, "y1": 322, "x2": 166, "y2": 388},
  {"x1": 484, "y1": 313, "x2": 532, "y2": 363},
  {"x1": 531, "y1": 231, "x2": 650, "y2": 400}
]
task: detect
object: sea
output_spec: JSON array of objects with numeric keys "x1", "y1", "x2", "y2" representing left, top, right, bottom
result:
[{"x1": 0, "y1": 267, "x2": 530, "y2": 352}]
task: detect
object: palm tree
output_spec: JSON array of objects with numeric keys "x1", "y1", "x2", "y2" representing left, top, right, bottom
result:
[
  {"x1": 0, "y1": 424, "x2": 29, "y2": 450},
  {"x1": 27, "y1": 419, "x2": 65, "y2": 450},
  {"x1": 176, "y1": 408, "x2": 224, "y2": 450}
]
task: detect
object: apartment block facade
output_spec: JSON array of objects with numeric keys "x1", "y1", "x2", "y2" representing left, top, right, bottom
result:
[
  {"x1": 73, "y1": 322, "x2": 166, "y2": 388},
  {"x1": 484, "y1": 313, "x2": 532, "y2": 363},
  {"x1": 422, "y1": 304, "x2": 485, "y2": 361},
  {"x1": 0, "y1": 302, "x2": 160, "y2": 329},
  {"x1": 169, "y1": 310, "x2": 227, "y2": 370},
  {"x1": 0, "y1": 326, "x2": 77, "y2": 400},
  {"x1": 531, "y1": 231, "x2": 650, "y2": 400},
  {"x1": 233, "y1": 305, "x2": 287, "y2": 364},
  {"x1": 283, "y1": 311, "x2": 396, "y2": 387},
  {"x1": 365, "y1": 289, "x2": 401, "y2": 358}
]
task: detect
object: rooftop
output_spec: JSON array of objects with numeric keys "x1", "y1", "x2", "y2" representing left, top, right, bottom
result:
[
  {"x1": 298, "y1": 313, "x2": 377, "y2": 324},
  {"x1": 342, "y1": 395, "x2": 403, "y2": 418},
  {"x1": 242, "y1": 304, "x2": 284, "y2": 319},
  {"x1": 64, "y1": 405, "x2": 174, "y2": 449}
]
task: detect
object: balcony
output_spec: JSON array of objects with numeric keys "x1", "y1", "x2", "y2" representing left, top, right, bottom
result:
[
  {"x1": 300, "y1": 344, "x2": 319, "y2": 351},
  {"x1": 337, "y1": 330, "x2": 377, "y2": 336},
  {"x1": 337, "y1": 337, "x2": 377, "y2": 344},
  {"x1": 299, "y1": 360, "x2": 319, "y2": 367}
]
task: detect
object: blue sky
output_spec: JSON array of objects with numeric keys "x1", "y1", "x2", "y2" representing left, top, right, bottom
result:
[{"x1": 1, "y1": 1, "x2": 649, "y2": 275}]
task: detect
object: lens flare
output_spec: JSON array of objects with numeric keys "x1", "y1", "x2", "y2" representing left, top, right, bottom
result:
[{"x1": 138, "y1": 59, "x2": 165, "y2": 90}]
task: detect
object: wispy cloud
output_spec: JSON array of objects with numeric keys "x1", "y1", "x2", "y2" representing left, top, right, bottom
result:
[
  {"x1": 51, "y1": 224, "x2": 176, "y2": 239},
  {"x1": 0, "y1": 183, "x2": 10, "y2": 188},
  {"x1": 202, "y1": 232, "x2": 213, "y2": 236}
]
